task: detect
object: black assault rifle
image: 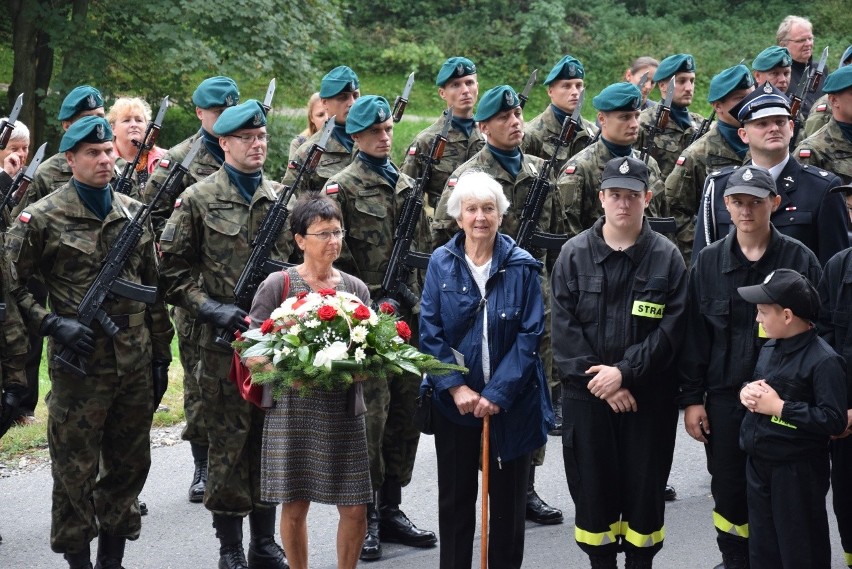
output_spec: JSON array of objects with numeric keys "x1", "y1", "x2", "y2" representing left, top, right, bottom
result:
[
  {"x1": 640, "y1": 84, "x2": 674, "y2": 164},
  {"x1": 788, "y1": 68, "x2": 811, "y2": 151},
  {"x1": 53, "y1": 137, "x2": 202, "y2": 378},
  {"x1": 689, "y1": 110, "x2": 716, "y2": 146},
  {"x1": 1, "y1": 142, "x2": 47, "y2": 223},
  {"x1": 113, "y1": 96, "x2": 168, "y2": 195}
]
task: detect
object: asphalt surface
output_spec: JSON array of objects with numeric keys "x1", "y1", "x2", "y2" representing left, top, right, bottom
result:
[{"x1": 0, "y1": 412, "x2": 847, "y2": 568}]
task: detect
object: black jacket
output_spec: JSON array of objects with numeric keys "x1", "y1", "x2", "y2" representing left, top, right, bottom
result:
[{"x1": 816, "y1": 247, "x2": 852, "y2": 405}]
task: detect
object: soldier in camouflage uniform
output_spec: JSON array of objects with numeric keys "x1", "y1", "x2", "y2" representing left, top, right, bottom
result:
[
  {"x1": 665, "y1": 64, "x2": 754, "y2": 263},
  {"x1": 433, "y1": 85, "x2": 564, "y2": 526},
  {"x1": 320, "y1": 95, "x2": 435, "y2": 561},
  {"x1": 283, "y1": 66, "x2": 360, "y2": 195},
  {"x1": 636, "y1": 54, "x2": 704, "y2": 180},
  {"x1": 400, "y1": 57, "x2": 484, "y2": 217},
  {"x1": 159, "y1": 101, "x2": 290, "y2": 569},
  {"x1": 803, "y1": 46, "x2": 852, "y2": 138},
  {"x1": 5, "y1": 117, "x2": 173, "y2": 569},
  {"x1": 522, "y1": 55, "x2": 598, "y2": 168},
  {"x1": 752, "y1": 46, "x2": 793, "y2": 94},
  {"x1": 145, "y1": 75, "x2": 241, "y2": 504}
]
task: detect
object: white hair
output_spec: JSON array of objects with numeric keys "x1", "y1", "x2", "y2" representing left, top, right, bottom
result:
[
  {"x1": 0, "y1": 118, "x2": 29, "y2": 143},
  {"x1": 776, "y1": 15, "x2": 812, "y2": 44},
  {"x1": 446, "y1": 170, "x2": 510, "y2": 220}
]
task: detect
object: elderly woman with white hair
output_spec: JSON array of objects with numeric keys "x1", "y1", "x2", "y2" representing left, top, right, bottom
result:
[
  {"x1": 419, "y1": 170, "x2": 553, "y2": 569},
  {"x1": 0, "y1": 118, "x2": 30, "y2": 180}
]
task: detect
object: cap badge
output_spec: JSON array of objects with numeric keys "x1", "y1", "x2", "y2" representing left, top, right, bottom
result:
[
  {"x1": 456, "y1": 63, "x2": 464, "y2": 76},
  {"x1": 742, "y1": 168, "x2": 753, "y2": 181},
  {"x1": 469, "y1": 64, "x2": 476, "y2": 73},
  {"x1": 686, "y1": 56, "x2": 694, "y2": 70},
  {"x1": 252, "y1": 113, "x2": 262, "y2": 126},
  {"x1": 783, "y1": 56, "x2": 790, "y2": 66},
  {"x1": 619, "y1": 160, "x2": 630, "y2": 174},
  {"x1": 349, "y1": 81, "x2": 356, "y2": 91},
  {"x1": 377, "y1": 108, "x2": 386, "y2": 121},
  {"x1": 763, "y1": 83, "x2": 773, "y2": 93},
  {"x1": 225, "y1": 94, "x2": 235, "y2": 106},
  {"x1": 504, "y1": 91, "x2": 514, "y2": 106},
  {"x1": 86, "y1": 94, "x2": 96, "y2": 109},
  {"x1": 95, "y1": 123, "x2": 105, "y2": 140},
  {"x1": 568, "y1": 64, "x2": 576, "y2": 76},
  {"x1": 763, "y1": 270, "x2": 775, "y2": 284}
]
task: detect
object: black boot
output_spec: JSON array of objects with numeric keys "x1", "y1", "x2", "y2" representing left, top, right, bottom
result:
[
  {"x1": 247, "y1": 507, "x2": 288, "y2": 569},
  {"x1": 664, "y1": 484, "x2": 677, "y2": 501},
  {"x1": 64, "y1": 543, "x2": 93, "y2": 569},
  {"x1": 625, "y1": 550, "x2": 653, "y2": 569},
  {"x1": 213, "y1": 514, "x2": 248, "y2": 569},
  {"x1": 588, "y1": 552, "x2": 617, "y2": 569},
  {"x1": 94, "y1": 533, "x2": 126, "y2": 569},
  {"x1": 549, "y1": 384, "x2": 563, "y2": 436},
  {"x1": 525, "y1": 465, "x2": 563, "y2": 524},
  {"x1": 378, "y1": 480, "x2": 437, "y2": 548},
  {"x1": 360, "y1": 492, "x2": 382, "y2": 561},
  {"x1": 189, "y1": 443, "x2": 208, "y2": 503},
  {"x1": 719, "y1": 552, "x2": 750, "y2": 569}
]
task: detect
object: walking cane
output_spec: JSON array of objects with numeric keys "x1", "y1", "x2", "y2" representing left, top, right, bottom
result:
[{"x1": 481, "y1": 414, "x2": 490, "y2": 569}]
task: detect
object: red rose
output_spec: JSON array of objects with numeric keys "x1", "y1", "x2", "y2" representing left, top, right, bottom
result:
[
  {"x1": 380, "y1": 302, "x2": 395, "y2": 315},
  {"x1": 353, "y1": 304, "x2": 371, "y2": 321},
  {"x1": 396, "y1": 321, "x2": 412, "y2": 342},
  {"x1": 296, "y1": 291, "x2": 309, "y2": 300},
  {"x1": 318, "y1": 288, "x2": 337, "y2": 297},
  {"x1": 317, "y1": 305, "x2": 338, "y2": 321},
  {"x1": 260, "y1": 319, "x2": 275, "y2": 334}
]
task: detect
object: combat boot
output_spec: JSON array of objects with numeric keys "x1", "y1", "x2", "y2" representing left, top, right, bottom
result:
[
  {"x1": 247, "y1": 506, "x2": 288, "y2": 569},
  {"x1": 360, "y1": 492, "x2": 382, "y2": 561},
  {"x1": 718, "y1": 551, "x2": 750, "y2": 569},
  {"x1": 213, "y1": 514, "x2": 248, "y2": 569},
  {"x1": 525, "y1": 465, "x2": 563, "y2": 524},
  {"x1": 64, "y1": 543, "x2": 93, "y2": 569},
  {"x1": 188, "y1": 443, "x2": 209, "y2": 503},
  {"x1": 94, "y1": 533, "x2": 126, "y2": 569},
  {"x1": 588, "y1": 552, "x2": 617, "y2": 569},
  {"x1": 378, "y1": 481, "x2": 437, "y2": 547}
]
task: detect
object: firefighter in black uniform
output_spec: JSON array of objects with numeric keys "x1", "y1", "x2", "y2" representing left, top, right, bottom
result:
[
  {"x1": 693, "y1": 82, "x2": 848, "y2": 266},
  {"x1": 552, "y1": 156, "x2": 687, "y2": 569},
  {"x1": 678, "y1": 165, "x2": 822, "y2": 569}
]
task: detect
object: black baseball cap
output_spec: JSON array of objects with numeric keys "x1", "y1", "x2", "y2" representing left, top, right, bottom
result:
[{"x1": 737, "y1": 269, "x2": 820, "y2": 321}]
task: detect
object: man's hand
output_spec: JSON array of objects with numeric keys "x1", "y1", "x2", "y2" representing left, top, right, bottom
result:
[
  {"x1": 684, "y1": 404, "x2": 710, "y2": 443},
  {"x1": 449, "y1": 385, "x2": 480, "y2": 416},
  {"x1": 587, "y1": 364, "x2": 623, "y2": 399},
  {"x1": 198, "y1": 300, "x2": 248, "y2": 334},
  {"x1": 604, "y1": 388, "x2": 637, "y2": 413},
  {"x1": 3, "y1": 152, "x2": 21, "y2": 177},
  {"x1": 0, "y1": 385, "x2": 25, "y2": 439},
  {"x1": 40, "y1": 314, "x2": 95, "y2": 356},
  {"x1": 152, "y1": 360, "x2": 170, "y2": 408}
]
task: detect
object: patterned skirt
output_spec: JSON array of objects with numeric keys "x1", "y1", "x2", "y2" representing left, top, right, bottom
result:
[{"x1": 260, "y1": 386, "x2": 372, "y2": 505}]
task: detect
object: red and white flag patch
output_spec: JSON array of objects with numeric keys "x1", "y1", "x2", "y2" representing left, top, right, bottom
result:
[
  {"x1": 408, "y1": 146, "x2": 417, "y2": 156},
  {"x1": 18, "y1": 211, "x2": 31, "y2": 223},
  {"x1": 288, "y1": 160, "x2": 298, "y2": 169},
  {"x1": 158, "y1": 159, "x2": 171, "y2": 169},
  {"x1": 564, "y1": 165, "x2": 576, "y2": 175},
  {"x1": 676, "y1": 155, "x2": 686, "y2": 166},
  {"x1": 174, "y1": 198, "x2": 182, "y2": 208},
  {"x1": 448, "y1": 177, "x2": 458, "y2": 187},
  {"x1": 816, "y1": 103, "x2": 827, "y2": 113},
  {"x1": 799, "y1": 149, "x2": 812, "y2": 158},
  {"x1": 326, "y1": 183, "x2": 339, "y2": 195}
]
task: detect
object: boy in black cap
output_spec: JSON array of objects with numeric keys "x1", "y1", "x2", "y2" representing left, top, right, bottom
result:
[{"x1": 738, "y1": 269, "x2": 847, "y2": 569}]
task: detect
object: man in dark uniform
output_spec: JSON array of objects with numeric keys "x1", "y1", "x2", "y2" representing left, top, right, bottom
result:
[
  {"x1": 145, "y1": 75, "x2": 241, "y2": 504},
  {"x1": 400, "y1": 57, "x2": 484, "y2": 217},
  {"x1": 694, "y1": 82, "x2": 848, "y2": 266},
  {"x1": 777, "y1": 15, "x2": 825, "y2": 120},
  {"x1": 796, "y1": 65, "x2": 852, "y2": 184}
]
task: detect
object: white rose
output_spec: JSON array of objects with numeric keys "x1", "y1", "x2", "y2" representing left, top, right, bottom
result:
[{"x1": 313, "y1": 341, "x2": 349, "y2": 370}]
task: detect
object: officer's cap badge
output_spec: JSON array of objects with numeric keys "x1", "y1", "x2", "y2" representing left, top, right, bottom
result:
[
  {"x1": 377, "y1": 108, "x2": 386, "y2": 121},
  {"x1": 252, "y1": 113, "x2": 262, "y2": 126},
  {"x1": 504, "y1": 91, "x2": 514, "y2": 106},
  {"x1": 95, "y1": 123, "x2": 105, "y2": 140},
  {"x1": 568, "y1": 64, "x2": 576, "y2": 76},
  {"x1": 742, "y1": 168, "x2": 753, "y2": 181},
  {"x1": 619, "y1": 160, "x2": 630, "y2": 174},
  {"x1": 225, "y1": 94, "x2": 235, "y2": 107},
  {"x1": 456, "y1": 63, "x2": 464, "y2": 76},
  {"x1": 86, "y1": 94, "x2": 97, "y2": 109}
]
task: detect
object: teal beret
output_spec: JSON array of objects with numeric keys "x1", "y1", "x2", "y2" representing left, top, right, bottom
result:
[
  {"x1": 435, "y1": 57, "x2": 477, "y2": 87},
  {"x1": 842, "y1": 45, "x2": 852, "y2": 67},
  {"x1": 345, "y1": 95, "x2": 392, "y2": 135},
  {"x1": 823, "y1": 66, "x2": 852, "y2": 94},
  {"x1": 592, "y1": 82, "x2": 642, "y2": 112},
  {"x1": 730, "y1": 82, "x2": 791, "y2": 124},
  {"x1": 212, "y1": 100, "x2": 267, "y2": 136},
  {"x1": 708, "y1": 65, "x2": 755, "y2": 102},
  {"x1": 751, "y1": 46, "x2": 792, "y2": 71},
  {"x1": 57, "y1": 85, "x2": 104, "y2": 121},
  {"x1": 192, "y1": 76, "x2": 240, "y2": 109},
  {"x1": 320, "y1": 66, "x2": 360, "y2": 98},
  {"x1": 59, "y1": 116, "x2": 112, "y2": 152},
  {"x1": 544, "y1": 56, "x2": 585, "y2": 85},
  {"x1": 653, "y1": 54, "x2": 696, "y2": 82},
  {"x1": 473, "y1": 85, "x2": 520, "y2": 122}
]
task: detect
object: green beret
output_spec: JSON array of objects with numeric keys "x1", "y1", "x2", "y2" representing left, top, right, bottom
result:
[
  {"x1": 192, "y1": 76, "x2": 240, "y2": 109},
  {"x1": 823, "y1": 66, "x2": 852, "y2": 94},
  {"x1": 345, "y1": 95, "x2": 392, "y2": 135},
  {"x1": 752, "y1": 46, "x2": 792, "y2": 72},
  {"x1": 592, "y1": 82, "x2": 642, "y2": 112},
  {"x1": 842, "y1": 45, "x2": 852, "y2": 67},
  {"x1": 57, "y1": 85, "x2": 104, "y2": 121},
  {"x1": 544, "y1": 55, "x2": 585, "y2": 85},
  {"x1": 59, "y1": 116, "x2": 113, "y2": 152},
  {"x1": 435, "y1": 57, "x2": 477, "y2": 87},
  {"x1": 473, "y1": 85, "x2": 520, "y2": 122},
  {"x1": 653, "y1": 54, "x2": 696, "y2": 82},
  {"x1": 320, "y1": 66, "x2": 360, "y2": 98},
  {"x1": 708, "y1": 65, "x2": 755, "y2": 103},
  {"x1": 212, "y1": 100, "x2": 267, "y2": 136}
]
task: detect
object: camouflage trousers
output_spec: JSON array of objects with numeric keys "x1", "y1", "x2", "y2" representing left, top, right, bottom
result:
[
  {"x1": 172, "y1": 306, "x2": 206, "y2": 446},
  {"x1": 46, "y1": 363, "x2": 152, "y2": 554},
  {"x1": 197, "y1": 344, "x2": 265, "y2": 516}
]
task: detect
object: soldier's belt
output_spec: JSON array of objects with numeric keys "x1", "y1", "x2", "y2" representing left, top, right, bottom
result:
[{"x1": 107, "y1": 310, "x2": 146, "y2": 330}]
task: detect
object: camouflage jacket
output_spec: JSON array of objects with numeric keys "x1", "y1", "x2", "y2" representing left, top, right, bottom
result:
[
  {"x1": 521, "y1": 105, "x2": 598, "y2": 167},
  {"x1": 795, "y1": 118, "x2": 852, "y2": 184},
  {"x1": 0, "y1": 177, "x2": 27, "y2": 388},
  {"x1": 145, "y1": 129, "x2": 224, "y2": 238},
  {"x1": 321, "y1": 157, "x2": 429, "y2": 302},
  {"x1": 283, "y1": 130, "x2": 358, "y2": 195},
  {"x1": 802, "y1": 95, "x2": 831, "y2": 139},
  {"x1": 400, "y1": 115, "x2": 485, "y2": 210},
  {"x1": 664, "y1": 123, "x2": 749, "y2": 262},
  {"x1": 636, "y1": 106, "x2": 704, "y2": 178},
  {"x1": 5, "y1": 183, "x2": 172, "y2": 372},
  {"x1": 158, "y1": 167, "x2": 294, "y2": 350},
  {"x1": 556, "y1": 141, "x2": 666, "y2": 239}
]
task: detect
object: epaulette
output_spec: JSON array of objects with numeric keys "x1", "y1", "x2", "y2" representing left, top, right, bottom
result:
[
  {"x1": 707, "y1": 165, "x2": 739, "y2": 179},
  {"x1": 800, "y1": 164, "x2": 834, "y2": 180}
]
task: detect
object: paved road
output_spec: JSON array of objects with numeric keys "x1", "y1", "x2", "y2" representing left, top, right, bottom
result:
[{"x1": 0, "y1": 412, "x2": 847, "y2": 568}]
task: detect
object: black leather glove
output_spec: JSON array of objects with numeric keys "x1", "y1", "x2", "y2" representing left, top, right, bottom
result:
[
  {"x1": 40, "y1": 314, "x2": 95, "y2": 356},
  {"x1": 152, "y1": 360, "x2": 170, "y2": 409},
  {"x1": 0, "y1": 385, "x2": 25, "y2": 439},
  {"x1": 198, "y1": 300, "x2": 248, "y2": 334}
]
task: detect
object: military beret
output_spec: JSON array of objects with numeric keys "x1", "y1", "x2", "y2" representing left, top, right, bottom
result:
[
  {"x1": 213, "y1": 99, "x2": 267, "y2": 136},
  {"x1": 473, "y1": 85, "x2": 520, "y2": 122},
  {"x1": 57, "y1": 85, "x2": 104, "y2": 121},
  {"x1": 751, "y1": 46, "x2": 792, "y2": 72},
  {"x1": 59, "y1": 115, "x2": 113, "y2": 152},
  {"x1": 601, "y1": 156, "x2": 648, "y2": 192},
  {"x1": 708, "y1": 65, "x2": 755, "y2": 103},
  {"x1": 192, "y1": 76, "x2": 240, "y2": 109},
  {"x1": 544, "y1": 55, "x2": 585, "y2": 85},
  {"x1": 592, "y1": 82, "x2": 642, "y2": 112},
  {"x1": 653, "y1": 54, "x2": 696, "y2": 82},
  {"x1": 730, "y1": 82, "x2": 791, "y2": 124},
  {"x1": 345, "y1": 95, "x2": 392, "y2": 135},
  {"x1": 823, "y1": 66, "x2": 852, "y2": 94},
  {"x1": 723, "y1": 166, "x2": 776, "y2": 198},
  {"x1": 320, "y1": 66, "x2": 360, "y2": 98},
  {"x1": 435, "y1": 57, "x2": 477, "y2": 87},
  {"x1": 842, "y1": 45, "x2": 852, "y2": 67}
]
